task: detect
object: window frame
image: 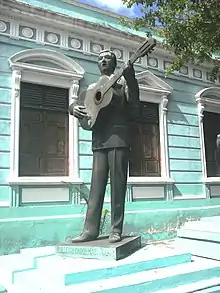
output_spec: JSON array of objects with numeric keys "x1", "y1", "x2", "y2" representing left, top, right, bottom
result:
[
  {"x1": 8, "y1": 48, "x2": 85, "y2": 185},
  {"x1": 127, "y1": 70, "x2": 173, "y2": 185},
  {"x1": 196, "y1": 87, "x2": 220, "y2": 183}
]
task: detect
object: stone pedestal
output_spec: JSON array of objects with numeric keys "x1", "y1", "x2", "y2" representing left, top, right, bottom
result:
[{"x1": 55, "y1": 236, "x2": 141, "y2": 261}]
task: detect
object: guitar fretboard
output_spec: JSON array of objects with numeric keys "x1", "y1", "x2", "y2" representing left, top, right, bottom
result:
[{"x1": 103, "y1": 37, "x2": 156, "y2": 94}]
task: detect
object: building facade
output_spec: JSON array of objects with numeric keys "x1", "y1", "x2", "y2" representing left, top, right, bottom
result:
[{"x1": 0, "y1": 0, "x2": 220, "y2": 255}]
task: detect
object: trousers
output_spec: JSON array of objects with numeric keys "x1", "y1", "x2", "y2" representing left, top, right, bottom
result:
[{"x1": 83, "y1": 147, "x2": 129, "y2": 236}]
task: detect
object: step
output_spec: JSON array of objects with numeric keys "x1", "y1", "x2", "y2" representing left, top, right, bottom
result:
[
  {"x1": 0, "y1": 253, "x2": 34, "y2": 288},
  {"x1": 0, "y1": 284, "x2": 6, "y2": 293},
  {"x1": 20, "y1": 245, "x2": 55, "y2": 257},
  {"x1": 201, "y1": 216, "x2": 220, "y2": 223},
  {"x1": 13, "y1": 243, "x2": 191, "y2": 286},
  {"x1": 178, "y1": 221, "x2": 220, "y2": 242},
  {"x1": 20, "y1": 246, "x2": 55, "y2": 266},
  {"x1": 0, "y1": 246, "x2": 56, "y2": 289},
  {"x1": 156, "y1": 278, "x2": 220, "y2": 293},
  {"x1": 64, "y1": 258, "x2": 220, "y2": 292},
  {"x1": 14, "y1": 257, "x2": 220, "y2": 293},
  {"x1": 175, "y1": 237, "x2": 220, "y2": 260}
]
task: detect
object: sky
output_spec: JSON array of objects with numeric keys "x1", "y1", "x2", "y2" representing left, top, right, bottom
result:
[{"x1": 77, "y1": 0, "x2": 141, "y2": 17}]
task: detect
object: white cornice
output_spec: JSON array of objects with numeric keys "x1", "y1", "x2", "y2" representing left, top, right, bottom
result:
[{"x1": 0, "y1": 0, "x2": 144, "y2": 48}]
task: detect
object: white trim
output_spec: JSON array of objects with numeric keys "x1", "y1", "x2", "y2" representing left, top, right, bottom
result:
[
  {"x1": 8, "y1": 176, "x2": 83, "y2": 185},
  {"x1": 127, "y1": 70, "x2": 173, "y2": 184},
  {"x1": 195, "y1": 86, "x2": 220, "y2": 181},
  {"x1": 9, "y1": 48, "x2": 85, "y2": 75},
  {"x1": 0, "y1": 201, "x2": 10, "y2": 207},
  {"x1": 206, "y1": 177, "x2": 220, "y2": 183},
  {"x1": 173, "y1": 195, "x2": 207, "y2": 200},
  {"x1": 127, "y1": 177, "x2": 174, "y2": 185},
  {"x1": 8, "y1": 48, "x2": 85, "y2": 185}
]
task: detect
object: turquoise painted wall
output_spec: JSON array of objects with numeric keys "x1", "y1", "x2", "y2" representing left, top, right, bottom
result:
[
  {"x1": 0, "y1": 41, "x2": 12, "y2": 205},
  {"x1": 166, "y1": 80, "x2": 204, "y2": 197}
]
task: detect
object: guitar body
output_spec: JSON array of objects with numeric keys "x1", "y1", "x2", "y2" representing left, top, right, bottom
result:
[{"x1": 78, "y1": 75, "x2": 113, "y2": 130}]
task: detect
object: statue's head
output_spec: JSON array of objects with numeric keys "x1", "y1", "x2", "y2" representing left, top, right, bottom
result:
[{"x1": 98, "y1": 50, "x2": 117, "y2": 76}]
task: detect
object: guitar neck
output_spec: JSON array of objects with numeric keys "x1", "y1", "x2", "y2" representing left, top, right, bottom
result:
[{"x1": 104, "y1": 51, "x2": 140, "y2": 92}]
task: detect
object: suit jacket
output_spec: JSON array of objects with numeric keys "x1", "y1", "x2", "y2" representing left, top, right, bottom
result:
[{"x1": 69, "y1": 76, "x2": 140, "y2": 151}]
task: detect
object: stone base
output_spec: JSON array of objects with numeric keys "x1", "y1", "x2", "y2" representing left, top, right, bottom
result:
[{"x1": 55, "y1": 235, "x2": 141, "y2": 261}]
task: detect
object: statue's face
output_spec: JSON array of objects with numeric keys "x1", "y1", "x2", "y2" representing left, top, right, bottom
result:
[{"x1": 98, "y1": 51, "x2": 116, "y2": 75}]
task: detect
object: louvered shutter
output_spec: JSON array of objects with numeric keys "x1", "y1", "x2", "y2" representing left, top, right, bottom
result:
[
  {"x1": 129, "y1": 101, "x2": 159, "y2": 124},
  {"x1": 20, "y1": 82, "x2": 68, "y2": 111},
  {"x1": 19, "y1": 82, "x2": 69, "y2": 177}
]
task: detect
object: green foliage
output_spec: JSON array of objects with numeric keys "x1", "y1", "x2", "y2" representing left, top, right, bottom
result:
[{"x1": 122, "y1": 0, "x2": 220, "y2": 80}]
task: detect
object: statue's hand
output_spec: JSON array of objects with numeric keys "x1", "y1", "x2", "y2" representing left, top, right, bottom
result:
[
  {"x1": 73, "y1": 105, "x2": 88, "y2": 119},
  {"x1": 123, "y1": 61, "x2": 135, "y2": 82}
]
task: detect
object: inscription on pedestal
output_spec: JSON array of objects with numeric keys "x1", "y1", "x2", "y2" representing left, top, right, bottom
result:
[{"x1": 56, "y1": 236, "x2": 141, "y2": 260}]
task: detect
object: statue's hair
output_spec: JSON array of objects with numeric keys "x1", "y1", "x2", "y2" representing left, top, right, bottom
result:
[{"x1": 98, "y1": 49, "x2": 117, "y2": 68}]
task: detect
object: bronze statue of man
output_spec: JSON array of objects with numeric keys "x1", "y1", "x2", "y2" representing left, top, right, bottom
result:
[{"x1": 69, "y1": 49, "x2": 139, "y2": 243}]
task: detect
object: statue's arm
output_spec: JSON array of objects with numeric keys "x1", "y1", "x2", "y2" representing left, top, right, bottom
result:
[
  {"x1": 124, "y1": 77, "x2": 140, "y2": 103},
  {"x1": 69, "y1": 99, "x2": 78, "y2": 116},
  {"x1": 122, "y1": 62, "x2": 140, "y2": 103},
  {"x1": 69, "y1": 93, "x2": 92, "y2": 132},
  {"x1": 69, "y1": 97, "x2": 87, "y2": 120}
]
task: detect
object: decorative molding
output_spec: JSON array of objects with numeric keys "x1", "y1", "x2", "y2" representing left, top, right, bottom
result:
[
  {"x1": 21, "y1": 26, "x2": 34, "y2": 39},
  {"x1": 195, "y1": 87, "x2": 220, "y2": 181},
  {"x1": 196, "y1": 97, "x2": 205, "y2": 122},
  {"x1": 166, "y1": 184, "x2": 173, "y2": 200},
  {"x1": 161, "y1": 95, "x2": 169, "y2": 111},
  {"x1": 9, "y1": 48, "x2": 85, "y2": 75},
  {"x1": 70, "y1": 80, "x2": 80, "y2": 102},
  {"x1": 0, "y1": 14, "x2": 219, "y2": 84},
  {"x1": 8, "y1": 48, "x2": 85, "y2": 189},
  {"x1": 13, "y1": 69, "x2": 21, "y2": 98},
  {"x1": 0, "y1": 20, "x2": 7, "y2": 32}
]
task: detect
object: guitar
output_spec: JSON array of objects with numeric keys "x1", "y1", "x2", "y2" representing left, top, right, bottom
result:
[{"x1": 78, "y1": 36, "x2": 157, "y2": 130}]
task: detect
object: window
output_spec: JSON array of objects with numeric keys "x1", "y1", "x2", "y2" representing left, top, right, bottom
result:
[
  {"x1": 203, "y1": 110, "x2": 220, "y2": 177},
  {"x1": 129, "y1": 102, "x2": 161, "y2": 177},
  {"x1": 125, "y1": 70, "x2": 173, "y2": 184},
  {"x1": 8, "y1": 48, "x2": 85, "y2": 185},
  {"x1": 19, "y1": 82, "x2": 69, "y2": 177},
  {"x1": 195, "y1": 86, "x2": 220, "y2": 182}
]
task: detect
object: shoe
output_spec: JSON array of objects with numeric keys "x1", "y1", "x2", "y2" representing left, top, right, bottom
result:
[
  {"x1": 109, "y1": 232, "x2": 122, "y2": 243},
  {"x1": 71, "y1": 232, "x2": 98, "y2": 243}
]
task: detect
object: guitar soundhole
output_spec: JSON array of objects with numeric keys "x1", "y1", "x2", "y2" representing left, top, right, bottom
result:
[{"x1": 95, "y1": 91, "x2": 102, "y2": 104}]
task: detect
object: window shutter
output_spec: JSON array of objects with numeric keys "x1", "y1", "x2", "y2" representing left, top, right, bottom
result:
[
  {"x1": 129, "y1": 102, "x2": 159, "y2": 124},
  {"x1": 129, "y1": 101, "x2": 161, "y2": 177},
  {"x1": 20, "y1": 82, "x2": 68, "y2": 111},
  {"x1": 19, "y1": 82, "x2": 69, "y2": 177}
]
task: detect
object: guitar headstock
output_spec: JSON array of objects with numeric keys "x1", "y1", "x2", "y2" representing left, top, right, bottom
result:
[{"x1": 137, "y1": 36, "x2": 157, "y2": 58}]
